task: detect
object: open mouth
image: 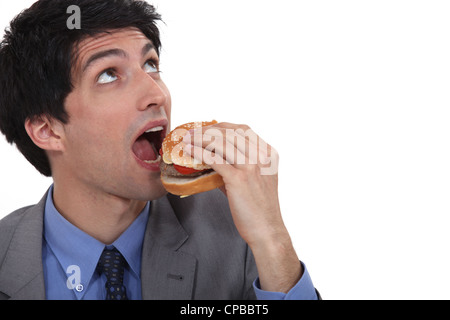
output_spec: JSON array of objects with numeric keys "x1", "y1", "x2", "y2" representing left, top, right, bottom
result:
[{"x1": 132, "y1": 125, "x2": 166, "y2": 164}]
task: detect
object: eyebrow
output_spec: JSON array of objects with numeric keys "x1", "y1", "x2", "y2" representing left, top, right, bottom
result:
[
  {"x1": 82, "y1": 42, "x2": 155, "y2": 73},
  {"x1": 141, "y1": 42, "x2": 155, "y2": 57}
]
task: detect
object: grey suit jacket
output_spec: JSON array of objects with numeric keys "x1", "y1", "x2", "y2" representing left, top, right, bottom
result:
[{"x1": 0, "y1": 189, "x2": 258, "y2": 300}]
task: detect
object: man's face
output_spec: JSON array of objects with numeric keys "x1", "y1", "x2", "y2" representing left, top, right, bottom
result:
[{"x1": 61, "y1": 28, "x2": 171, "y2": 201}]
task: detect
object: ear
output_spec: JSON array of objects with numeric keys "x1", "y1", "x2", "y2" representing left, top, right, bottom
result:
[{"x1": 24, "y1": 116, "x2": 65, "y2": 152}]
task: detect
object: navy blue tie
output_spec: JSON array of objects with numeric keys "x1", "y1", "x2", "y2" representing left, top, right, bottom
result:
[{"x1": 97, "y1": 247, "x2": 128, "y2": 300}]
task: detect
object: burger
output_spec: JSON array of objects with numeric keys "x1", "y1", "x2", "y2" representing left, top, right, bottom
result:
[{"x1": 160, "y1": 120, "x2": 225, "y2": 196}]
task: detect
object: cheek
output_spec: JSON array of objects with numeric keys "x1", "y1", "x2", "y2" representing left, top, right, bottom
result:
[
  {"x1": 160, "y1": 83, "x2": 172, "y2": 126},
  {"x1": 63, "y1": 118, "x2": 121, "y2": 163},
  {"x1": 65, "y1": 96, "x2": 129, "y2": 150},
  {"x1": 62, "y1": 127, "x2": 128, "y2": 184}
]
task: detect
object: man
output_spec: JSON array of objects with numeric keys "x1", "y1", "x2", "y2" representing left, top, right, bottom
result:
[{"x1": 0, "y1": 0, "x2": 318, "y2": 300}]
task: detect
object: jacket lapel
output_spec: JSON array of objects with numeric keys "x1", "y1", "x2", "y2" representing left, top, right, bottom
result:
[
  {"x1": 0, "y1": 192, "x2": 47, "y2": 300},
  {"x1": 141, "y1": 195, "x2": 197, "y2": 300}
]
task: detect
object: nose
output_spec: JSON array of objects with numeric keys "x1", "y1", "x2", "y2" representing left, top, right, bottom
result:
[{"x1": 135, "y1": 71, "x2": 169, "y2": 111}]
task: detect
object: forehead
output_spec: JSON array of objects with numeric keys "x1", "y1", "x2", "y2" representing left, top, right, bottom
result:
[{"x1": 72, "y1": 28, "x2": 152, "y2": 75}]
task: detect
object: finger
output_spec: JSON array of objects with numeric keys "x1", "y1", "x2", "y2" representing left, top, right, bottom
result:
[
  {"x1": 185, "y1": 123, "x2": 277, "y2": 169},
  {"x1": 208, "y1": 123, "x2": 259, "y2": 152},
  {"x1": 190, "y1": 130, "x2": 245, "y2": 167},
  {"x1": 183, "y1": 135, "x2": 279, "y2": 176},
  {"x1": 189, "y1": 123, "x2": 256, "y2": 149},
  {"x1": 183, "y1": 143, "x2": 237, "y2": 177},
  {"x1": 228, "y1": 127, "x2": 276, "y2": 167},
  {"x1": 200, "y1": 127, "x2": 270, "y2": 167},
  {"x1": 209, "y1": 124, "x2": 272, "y2": 162}
]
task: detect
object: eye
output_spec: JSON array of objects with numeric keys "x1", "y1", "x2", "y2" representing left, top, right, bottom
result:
[
  {"x1": 143, "y1": 59, "x2": 159, "y2": 74},
  {"x1": 97, "y1": 69, "x2": 118, "y2": 84}
]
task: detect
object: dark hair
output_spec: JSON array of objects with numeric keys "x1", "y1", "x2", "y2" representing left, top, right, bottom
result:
[{"x1": 0, "y1": 0, "x2": 162, "y2": 176}]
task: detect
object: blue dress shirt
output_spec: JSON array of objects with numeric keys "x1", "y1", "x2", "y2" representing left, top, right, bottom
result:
[
  {"x1": 42, "y1": 186, "x2": 148, "y2": 300},
  {"x1": 42, "y1": 186, "x2": 317, "y2": 300}
]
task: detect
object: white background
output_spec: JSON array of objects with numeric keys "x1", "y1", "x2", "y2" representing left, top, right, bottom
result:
[{"x1": 1, "y1": 0, "x2": 450, "y2": 299}]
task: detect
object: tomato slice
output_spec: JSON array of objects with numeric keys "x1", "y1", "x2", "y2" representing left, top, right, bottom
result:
[
  {"x1": 173, "y1": 164, "x2": 203, "y2": 175},
  {"x1": 160, "y1": 148, "x2": 204, "y2": 175}
]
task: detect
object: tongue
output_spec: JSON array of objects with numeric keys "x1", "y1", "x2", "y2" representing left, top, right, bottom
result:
[{"x1": 132, "y1": 136, "x2": 158, "y2": 161}]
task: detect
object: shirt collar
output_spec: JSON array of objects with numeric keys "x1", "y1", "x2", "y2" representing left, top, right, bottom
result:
[
  {"x1": 43, "y1": 185, "x2": 149, "y2": 297},
  {"x1": 109, "y1": 202, "x2": 149, "y2": 277}
]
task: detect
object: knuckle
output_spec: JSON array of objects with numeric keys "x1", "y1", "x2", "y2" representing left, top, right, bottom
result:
[{"x1": 239, "y1": 124, "x2": 251, "y2": 131}]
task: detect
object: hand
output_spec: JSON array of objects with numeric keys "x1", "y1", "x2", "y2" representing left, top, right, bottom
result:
[{"x1": 183, "y1": 122, "x2": 302, "y2": 293}]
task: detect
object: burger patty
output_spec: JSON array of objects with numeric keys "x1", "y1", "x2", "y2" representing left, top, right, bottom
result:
[{"x1": 159, "y1": 161, "x2": 212, "y2": 178}]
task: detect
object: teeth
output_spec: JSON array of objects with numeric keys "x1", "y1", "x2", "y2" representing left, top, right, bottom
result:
[
  {"x1": 145, "y1": 126, "x2": 164, "y2": 133},
  {"x1": 143, "y1": 155, "x2": 161, "y2": 164}
]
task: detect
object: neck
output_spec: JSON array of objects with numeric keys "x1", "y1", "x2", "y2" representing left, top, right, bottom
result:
[{"x1": 51, "y1": 181, "x2": 147, "y2": 245}]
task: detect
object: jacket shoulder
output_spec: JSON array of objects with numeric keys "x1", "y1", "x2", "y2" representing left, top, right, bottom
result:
[
  {"x1": 0, "y1": 205, "x2": 35, "y2": 228},
  {"x1": 0, "y1": 206, "x2": 35, "y2": 265}
]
